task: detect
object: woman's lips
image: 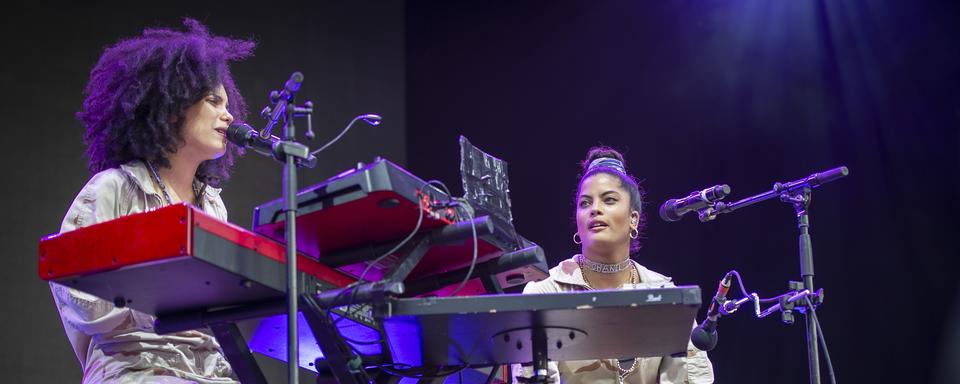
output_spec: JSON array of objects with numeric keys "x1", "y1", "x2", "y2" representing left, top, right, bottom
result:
[{"x1": 589, "y1": 224, "x2": 609, "y2": 232}]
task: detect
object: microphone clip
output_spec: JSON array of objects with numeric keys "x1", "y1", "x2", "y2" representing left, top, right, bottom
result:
[
  {"x1": 777, "y1": 281, "x2": 825, "y2": 325},
  {"x1": 228, "y1": 124, "x2": 318, "y2": 168},
  {"x1": 695, "y1": 188, "x2": 731, "y2": 222}
]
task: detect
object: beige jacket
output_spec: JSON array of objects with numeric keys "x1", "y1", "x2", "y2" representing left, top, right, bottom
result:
[
  {"x1": 513, "y1": 256, "x2": 714, "y2": 384},
  {"x1": 50, "y1": 161, "x2": 238, "y2": 384}
]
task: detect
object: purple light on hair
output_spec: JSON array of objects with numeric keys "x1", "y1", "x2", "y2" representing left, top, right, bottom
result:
[{"x1": 77, "y1": 18, "x2": 254, "y2": 186}]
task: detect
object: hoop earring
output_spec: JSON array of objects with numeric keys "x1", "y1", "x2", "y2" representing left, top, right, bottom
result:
[
  {"x1": 629, "y1": 227, "x2": 639, "y2": 239},
  {"x1": 573, "y1": 232, "x2": 582, "y2": 244}
]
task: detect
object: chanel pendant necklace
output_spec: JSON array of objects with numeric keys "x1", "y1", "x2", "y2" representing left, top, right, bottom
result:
[{"x1": 577, "y1": 256, "x2": 641, "y2": 383}]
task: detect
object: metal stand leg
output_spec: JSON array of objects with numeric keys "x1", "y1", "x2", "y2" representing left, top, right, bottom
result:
[
  {"x1": 516, "y1": 327, "x2": 550, "y2": 384},
  {"x1": 301, "y1": 294, "x2": 372, "y2": 384},
  {"x1": 210, "y1": 322, "x2": 268, "y2": 384},
  {"x1": 480, "y1": 275, "x2": 503, "y2": 294},
  {"x1": 784, "y1": 187, "x2": 821, "y2": 384}
]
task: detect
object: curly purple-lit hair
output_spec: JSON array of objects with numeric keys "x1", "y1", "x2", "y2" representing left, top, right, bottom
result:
[{"x1": 77, "y1": 18, "x2": 254, "y2": 187}]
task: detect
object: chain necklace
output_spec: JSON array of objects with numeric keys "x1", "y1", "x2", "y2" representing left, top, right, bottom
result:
[
  {"x1": 146, "y1": 160, "x2": 175, "y2": 205},
  {"x1": 576, "y1": 256, "x2": 640, "y2": 383},
  {"x1": 146, "y1": 160, "x2": 203, "y2": 207}
]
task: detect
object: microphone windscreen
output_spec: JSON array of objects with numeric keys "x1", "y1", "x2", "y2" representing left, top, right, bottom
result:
[
  {"x1": 285, "y1": 72, "x2": 304, "y2": 93},
  {"x1": 226, "y1": 124, "x2": 254, "y2": 147},
  {"x1": 690, "y1": 326, "x2": 718, "y2": 351},
  {"x1": 659, "y1": 199, "x2": 682, "y2": 222}
]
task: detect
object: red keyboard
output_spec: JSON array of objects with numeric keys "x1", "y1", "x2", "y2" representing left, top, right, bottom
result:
[{"x1": 39, "y1": 203, "x2": 355, "y2": 316}]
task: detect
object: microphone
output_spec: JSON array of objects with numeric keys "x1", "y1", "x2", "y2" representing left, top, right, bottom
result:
[
  {"x1": 283, "y1": 72, "x2": 304, "y2": 94},
  {"x1": 358, "y1": 114, "x2": 382, "y2": 126},
  {"x1": 659, "y1": 184, "x2": 731, "y2": 222},
  {"x1": 227, "y1": 123, "x2": 317, "y2": 168},
  {"x1": 259, "y1": 72, "x2": 305, "y2": 139},
  {"x1": 691, "y1": 272, "x2": 733, "y2": 351}
]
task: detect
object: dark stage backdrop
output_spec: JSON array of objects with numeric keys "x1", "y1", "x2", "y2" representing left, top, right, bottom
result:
[
  {"x1": 0, "y1": 1, "x2": 404, "y2": 382},
  {"x1": 405, "y1": 1, "x2": 959, "y2": 384},
  {"x1": 1, "y1": 1, "x2": 958, "y2": 383}
]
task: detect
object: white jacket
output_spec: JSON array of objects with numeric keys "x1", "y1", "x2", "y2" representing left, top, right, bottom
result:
[
  {"x1": 50, "y1": 161, "x2": 238, "y2": 384},
  {"x1": 513, "y1": 255, "x2": 714, "y2": 384}
]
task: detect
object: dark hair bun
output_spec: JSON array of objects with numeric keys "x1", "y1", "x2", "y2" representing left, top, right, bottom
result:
[{"x1": 581, "y1": 146, "x2": 626, "y2": 173}]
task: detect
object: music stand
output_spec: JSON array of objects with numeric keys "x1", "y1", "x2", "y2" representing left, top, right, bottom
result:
[{"x1": 375, "y1": 286, "x2": 702, "y2": 381}]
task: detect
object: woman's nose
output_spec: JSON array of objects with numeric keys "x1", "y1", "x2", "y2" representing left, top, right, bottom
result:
[{"x1": 589, "y1": 203, "x2": 601, "y2": 216}]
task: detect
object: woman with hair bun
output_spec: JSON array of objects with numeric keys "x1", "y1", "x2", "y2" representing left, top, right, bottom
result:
[
  {"x1": 50, "y1": 19, "x2": 253, "y2": 383},
  {"x1": 514, "y1": 146, "x2": 714, "y2": 384}
]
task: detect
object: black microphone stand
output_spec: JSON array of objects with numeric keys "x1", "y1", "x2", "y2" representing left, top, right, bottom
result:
[
  {"x1": 257, "y1": 72, "x2": 315, "y2": 384},
  {"x1": 701, "y1": 166, "x2": 848, "y2": 384}
]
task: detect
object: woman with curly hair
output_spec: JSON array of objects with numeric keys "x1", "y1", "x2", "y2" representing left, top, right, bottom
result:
[
  {"x1": 50, "y1": 18, "x2": 253, "y2": 383},
  {"x1": 514, "y1": 147, "x2": 714, "y2": 384}
]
